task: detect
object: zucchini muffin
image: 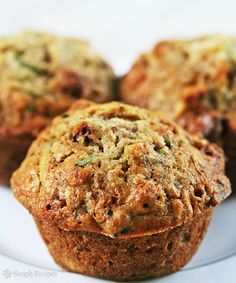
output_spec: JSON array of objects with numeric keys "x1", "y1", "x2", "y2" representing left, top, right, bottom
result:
[
  {"x1": 0, "y1": 31, "x2": 115, "y2": 185},
  {"x1": 12, "y1": 101, "x2": 231, "y2": 281},
  {"x1": 120, "y1": 35, "x2": 236, "y2": 189}
]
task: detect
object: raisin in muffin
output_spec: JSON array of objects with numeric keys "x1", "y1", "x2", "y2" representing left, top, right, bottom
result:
[
  {"x1": 11, "y1": 100, "x2": 231, "y2": 281},
  {"x1": 120, "y1": 35, "x2": 236, "y2": 189},
  {"x1": 0, "y1": 31, "x2": 115, "y2": 185}
]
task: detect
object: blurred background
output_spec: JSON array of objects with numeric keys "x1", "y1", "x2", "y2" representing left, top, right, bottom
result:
[{"x1": 0, "y1": 0, "x2": 235, "y2": 75}]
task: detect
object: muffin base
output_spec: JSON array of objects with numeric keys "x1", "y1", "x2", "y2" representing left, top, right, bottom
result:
[
  {"x1": 35, "y1": 209, "x2": 212, "y2": 281},
  {"x1": 0, "y1": 138, "x2": 32, "y2": 186}
]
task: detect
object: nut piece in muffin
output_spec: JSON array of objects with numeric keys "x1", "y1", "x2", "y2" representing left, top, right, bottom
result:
[
  {"x1": 120, "y1": 35, "x2": 236, "y2": 189},
  {"x1": 0, "y1": 31, "x2": 115, "y2": 185},
  {"x1": 12, "y1": 101, "x2": 231, "y2": 281}
]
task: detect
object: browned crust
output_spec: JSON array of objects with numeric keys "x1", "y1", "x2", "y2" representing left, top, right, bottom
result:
[
  {"x1": 12, "y1": 101, "x2": 230, "y2": 237},
  {"x1": 177, "y1": 110, "x2": 225, "y2": 145},
  {"x1": 0, "y1": 31, "x2": 115, "y2": 140},
  {"x1": 120, "y1": 36, "x2": 234, "y2": 117},
  {"x1": 222, "y1": 112, "x2": 236, "y2": 190},
  {"x1": 0, "y1": 99, "x2": 93, "y2": 186},
  {"x1": 68, "y1": 98, "x2": 95, "y2": 111},
  {"x1": 0, "y1": 31, "x2": 115, "y2": 185},
  {"x1": 0, "y1": 137, "x2": 33, "y2": 186},
  {"x1": 178, "y1": 109, "x2": 236, "y2": 190},
  {"x1": 120, "y1": 35, "x2": 236, "y2": 190},
  {"x1": 0, "y1": 88, "x2": 71, "y2": 140},
  {"x1": 35, "y1": 209, "x2": 212, "y2": 281}
]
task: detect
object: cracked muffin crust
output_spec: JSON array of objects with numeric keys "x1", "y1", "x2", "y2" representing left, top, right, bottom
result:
[
  {"x1": 12, "y1": 100, "x2": 231, "y2": 280},
  {"x1": 120, "y1": 35, "x2": 236, "y2": 189},
  {"x1": 0, "y1": 31, "x2": 115, "y2": 185},
  {"x1": 12, "y1": 100, "x2": 230, "y2": 237}
]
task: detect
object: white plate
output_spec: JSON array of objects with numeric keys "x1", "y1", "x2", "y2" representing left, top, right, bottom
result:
[
  {"x1": 0, "y1": 0, "x2": 236, "y2": 282},
  {"x1": 0, "y1": 187, "x2": 236, "y2": 283}
]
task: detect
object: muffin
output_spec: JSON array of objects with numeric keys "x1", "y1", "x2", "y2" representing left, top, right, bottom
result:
[
  {"x1": 120, "y1": 35, "x2": 236, "y2": 188},
  {"x1": 0, "y1": 31, "x2": 115, "y2": 185},
  {"x1": 11, "y1": 100, "x2": 231, "y2": 281}
]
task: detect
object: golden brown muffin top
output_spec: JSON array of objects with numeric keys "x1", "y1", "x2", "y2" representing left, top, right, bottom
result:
[
  {"x1": 0, "y1": 31, "x2": 115, "y2": 140},
  {"x1": 120, "y1": 35, "x2": 236, "y2": 119},
  {"x1": 12, "y1": 100, "x2": 231, "y2": 238}
]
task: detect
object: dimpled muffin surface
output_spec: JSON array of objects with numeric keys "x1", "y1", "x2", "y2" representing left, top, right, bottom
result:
[
  {"x1": 0, "y1": 31, "x2": 115, "y2": 139},
  {"x1": 121, "y1": 35, "x2": 236, "y2": 190},
  {"x1": 0, "y1": 31, "x2": 115, "y2": 185},
  {"x1": 121, "y1": 35, "x2": 236, "y2": 119},
  {"x1": 12, "y1": 100, "x2": 231, "y2": 238}
]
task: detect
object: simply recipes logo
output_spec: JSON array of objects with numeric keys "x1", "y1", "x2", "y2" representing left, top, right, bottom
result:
[{"x1": 2, "y1": 269, "x2": 57, "y2": 279}]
